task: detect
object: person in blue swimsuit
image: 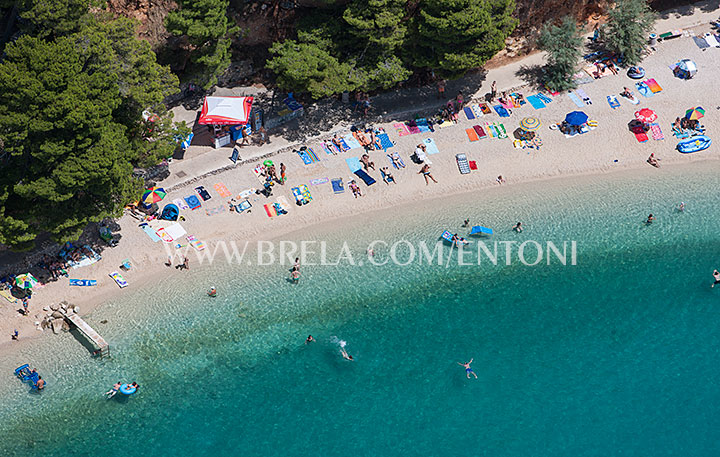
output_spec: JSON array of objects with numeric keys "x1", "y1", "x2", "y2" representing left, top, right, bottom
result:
[{"x1": 458, "y1": 359, "x2": 477, "y2": 379}]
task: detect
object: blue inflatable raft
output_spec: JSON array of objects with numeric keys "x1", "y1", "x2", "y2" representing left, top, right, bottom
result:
[{"x1": 677, "y1": 135, "x2": 712, "y2": 153}]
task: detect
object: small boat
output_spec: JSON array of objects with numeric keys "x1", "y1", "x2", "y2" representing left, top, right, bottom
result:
[
  {"x1": 469, "y1": 226, "x2": 493, "y2": 236},
  {"x1": 441, "y1": 230, "x2": 469, "y2": 246},
  {"x1": 677, "y1": 135, "x2": 712, "y2": 153}
]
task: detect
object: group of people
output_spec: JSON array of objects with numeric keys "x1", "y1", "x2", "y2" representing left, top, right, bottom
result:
[
  {"x1": 290, "y1": 257, "x2": 301, "y2": 283},
  {"x1": 105, "y1": 381, "x2": 139, "y2": 399}
]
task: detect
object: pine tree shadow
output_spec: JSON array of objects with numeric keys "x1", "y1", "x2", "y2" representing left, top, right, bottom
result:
[{"x1": 514, "y1": 64, "x2": 545, "y2": 89}]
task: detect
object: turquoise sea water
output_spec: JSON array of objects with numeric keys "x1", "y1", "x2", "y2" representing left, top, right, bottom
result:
[{"x1": 2, "y1": 162, "x2": 720, "y2": 456}]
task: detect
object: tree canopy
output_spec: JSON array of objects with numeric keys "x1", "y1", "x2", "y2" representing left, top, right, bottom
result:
[
  {"x1": 603, "y1": 0, "x2": 656, "y2": 66},
  {"x1": 538, "y1": 16, "x2": 584, "y2": 91},
  {"x1": 0, "y1": 18, "x2": 181, "y2": 250}
]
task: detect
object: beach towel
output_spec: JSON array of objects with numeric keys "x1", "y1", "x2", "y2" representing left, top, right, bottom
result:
[
  {"x1": 276, "y1": 196, "x2": 290, "y2": 214},
  {"x1": 568, "y1": 92, "x2": 584, "y2": 108},
  {"x1": 377, "y1": 133, "x2": 394, "y2": 150},
  {"x1": 387, "y1": 154, "x2": 405, "y2": 169},
  {"x1": 463, "y1": 107, "x2": 475, "y2": 120},
  {"x1": 184, "y1": 195, "x2": 201, "y2": 210},
  {"x1": 187, "y1": 235, "x2": 205, "y2": 251},
  {"x1": 307, "y1": 147, "x2": 319, "y2": 162},
  {"x1": 234, "y1": 199, "x2": 251, "y2": 213},
  {"x1": 172, "y1": 198, "x2": 189, "y2": 211},
  {"x1": 456, "y1": 154, "x2": 470, "y2": 175},
  {"x1": 493, "y1": 105, "x2": 510, "y2": 117},
  {"x1": 485, "y1": 122, "x2": 497, "y2": 138},
  {"x1": 331, "y1": 178, "x2": 344, "y2": 194},
  {"x1": 466, "y1": 128, "x2": 479, "y2": 142},
  {"x1": 393, "y1": 123, "x2": 410, "y2": 137},
  {"x1": 205, "y1": 205, "x2": 226, "y2": 216},
  {"x1": 343, "y1": 134, "x2": 362, "y2": 150},
  {"x1": 345, "y1": 157, "x2": 362, "y2": 173},
  {"x1": 479, "y1": 103, "x2": 492, "y2": 114},
  {"x1": 263, "y1": 203, "x2": 276, "y2": 218},
  {"x1": 636, "y1": 82, "x2": 653, "y2": 97},
  {"x1": 407, "y1": 123, "x2": 421, "y2": 134},
  {"x1": 321, "y1": 142, "x2": 336, "y2": 155},
  {"x1": 140, "y1": 224, "x2": 161, "y2": 242},
  {"x1": 69, "y1": 279, "x2": 97, "y2": 287},
  {"x1": 296, "y1": 149, "x2": 314, "y2": 165},
  {"x1": 693, "y1": 36, "x2": 710, "y2": 49},
  {"x1": 423, "y1": 138, "x2": 440, "y2": 155},
  {"x1": 473, "y1": 125, "x2": 487, "y2": 139},
  {"x1": 252, "y1": 165, "x2": 267, "y2": 184},
  {"x1": 501, "y1": 99, "x2": 514, "y2": 110},
  {"x1": 650, "y1": 123, "x2": 664, "y2": 140},
  {"x1": 469, "y1": 160, "x2": 477, "y2": 170},
  {"x1": 526, "y1": 95, "x2": 545, "y2": 109},
  {"x1": 704, "y1": 33, "x2": 720, "y2": 47},
  {"x1": 634, "y1": 131, "x2": 649, "y2": 143},
  {"x1": 195, "y1": 186, "x2": 212, "y2": 201},
  {"x1": 0, "y1": 289, "x2": 17, "y2": 303},
  {"x1": 575, "y1": 88, "x2": 592, "y2": 105},
  {"x1": 415, "y1": 118, "x2": 431, "y2": 133},
  {"x1": 164, "y1": 223, "x2": 187, "y2": 241},
  {"x1": 292, "y1": 185, "x2": 313, "y2": 205},
  {"x1": 494, "y1": 123, "x2": 508, "y2": 139},
  {"x1": 607, "y1": 95, "x2": 621, "y2": 109},
  {"x1": 109, "y1": 272, "x2": 128, "y2": 288},
  {"x1": 471, "y1": 104, "x2": 484, "y2": 118},
  {"x1": 645, "y1": 78, "x2": 662, "y2": 93},
  {"x1": 536, "y1": 93, "x2": 553, "y2": 104},
  {"x1": 214, "y1": 183, "x2": 232, "y2": 198},
  {"x1": 354, "y1": 169, "x2": 376, "y2": 186},
  {"x1": 310, "y1": 177, "x2": 329, "y2": 186}
]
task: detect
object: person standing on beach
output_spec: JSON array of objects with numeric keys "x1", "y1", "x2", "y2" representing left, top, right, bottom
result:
[
  {"x1": 490, "y1": 81, "x2": 497, "y2": 101},
  {"x1": 496, "y1": 175, "x2": 506, "y2": 184},
  {"x1": 11, "y1": 329, "x2": 18, "y2": 340},
  {"x1": 280, "y1": 163, "x2": 286, "y2": 184},
  {"x1": 712, "y1": 270, "x2": 720, "y2": 288},
  {"x1": 458, "y1": 359, "x2": 477, "y2": 379},
  {"x1": 437, "y1": 79, "x2": 446, "y2": 99},
  {"x1": 239, "y1": 127, "x2": 250, "y2": 146}
]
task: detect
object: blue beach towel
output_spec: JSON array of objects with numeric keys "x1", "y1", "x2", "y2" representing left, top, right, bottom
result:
[
  {"x1": 296, "y1": 149, "x2": 313, "y2": 165},
  {"x1": 387, "y1": 154, "x2": 405, "y2": 169},
  {"x1": 69, "y1": 279, "x2": 97, "y2": 286},
  {"x1": 693, "y1": 36, "x2": 710, "y2": 49},
  {"x1": 377, "y1": 133, "x2": 394, "y2": 150},
  {"x1": 493, "y1": 105, "x2": 510, "y2": 117},
  {"x1": 526, "y1": 95, "x2": 545, "y2": 109},
  {"x1": 636, "y1": 82, "x2": 653, "y2": 97},
  {"x1": 184, "y1": 195, "x2": 201, "y2": 210},
  {"x1": 423, "y1": 137, "x2": 440, "y2": 155},
  {"x1": 331, "y1": 178, "x2": 344, "y2": 194},
  {"x1": 536, "y1": 93, "x2": 553, "y2": 104},
  {"x1": 463, "y1": 107, "x2": 475, "y2": 120},
  {"x1": 345, "y1": 157, "x2": 362, "y2": 173},
  {"x1": 343, "y1": 134, "x2": 362, "y2": 150},
  {"x1": 354, "y1": 169, "x2": 376, "y2": 186},
  {"x1": 568, "y1": 92, "x2": 584, "y2": 108},
  {"x1": 140, "y1": 224, "x2": 161, "y2": 242},
  {"x1": 607, "y1": 95, "x2": 620, "y2": 109},
  {"x1": 415, "y1": 119, "x2": 431, "y2": 132}
]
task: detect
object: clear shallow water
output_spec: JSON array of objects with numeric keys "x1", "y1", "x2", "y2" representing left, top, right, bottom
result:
[{"x1": 2, "y1": 163, "x2": 720, "y2": 456}]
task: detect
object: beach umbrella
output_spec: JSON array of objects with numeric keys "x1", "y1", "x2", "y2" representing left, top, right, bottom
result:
[
  {"x1": 634, "y1": 108, "x2": 657, "y2": 123},
  {"x1": 15, "y1": 273, "x2": 38, "y2": 289},
  {"x1": 141, "y1": 187, "x2": 166, "y2": 205},
  {"x1": 685, "y1": 106, "x2": 705, "y2": 120},
  {"x1": 564, "y1": 111, "x2": 588, "y2": 126},
  {"x1": 519, "y1": 117, "x2": 541, "y2": 131}
]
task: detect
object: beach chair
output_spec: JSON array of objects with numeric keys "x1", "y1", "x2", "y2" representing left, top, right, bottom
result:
[{"x1": 456, "y1": 154, "x2": 471, "y2": 175}]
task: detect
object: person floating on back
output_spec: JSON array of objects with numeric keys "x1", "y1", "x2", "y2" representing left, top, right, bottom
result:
[
  {"x1": 458, "y1": 359, "x2": 477, "y2": 379},
  {"x1": 712, "y1": 270, "x2": 720, "y2": 288}
]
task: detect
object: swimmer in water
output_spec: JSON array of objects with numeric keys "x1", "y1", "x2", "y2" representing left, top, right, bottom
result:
[
  {"x1": 677, "y1": 202, "x2": 685, "y2": 212},
  {"x1": 458, "y1": 359, "x2": 477, "y2": 379},
  {"x1": 341, "y1": 348, "x2": 354, "y2": 361},
  {"x1": 305, "y1": 335, "x2": 315, "y2": 344},
  {"x1": 712, "y1": 270, "x2": 720, "y2": 288},
  {"x1": 513, "y1": 222, "x2": 523, "y2": 233},
  {"x1": 207, "y1": 287, "x2": 217, "y2": 297},
  {"x1": 462, "y1": 218, "x2": 470, "y2": 227},
  {"x1": 646, "y1": 214, "x2": 655, "y2": 224},
  {"x1": 290, "y1": 269, "x2": 300, "y2": 284},
  {"x1": 105, "y1": 382, "x2": 122, "y2": 398}
]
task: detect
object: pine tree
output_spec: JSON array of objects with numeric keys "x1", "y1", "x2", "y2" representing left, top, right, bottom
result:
[
  {"x1": 538, "y1": 16, "x2": 584, "y2": 91},
  {"x1": 603, "y1": 0, "x2": 656, "y2": 66}
]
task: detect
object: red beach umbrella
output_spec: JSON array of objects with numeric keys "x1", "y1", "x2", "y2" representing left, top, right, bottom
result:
[{"x1": 635, "y1": 108, "x2": 657, "y2": 123}]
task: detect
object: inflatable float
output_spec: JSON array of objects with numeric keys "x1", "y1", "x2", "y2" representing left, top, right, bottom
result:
[
  {"x1": 441, "y1": 230, "x2": 469, "y2": 246},
  {"x1": 119, "y1": 383, "x2": 137, "y2": 395},
  {"x1": 677, "y1": 135, "x2": 712, "y2": 153}
]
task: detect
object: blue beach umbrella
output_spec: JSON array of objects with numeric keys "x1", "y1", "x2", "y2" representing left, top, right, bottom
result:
[{"x1": 565, "y1": 111, "x2": 589, "y2": 126}]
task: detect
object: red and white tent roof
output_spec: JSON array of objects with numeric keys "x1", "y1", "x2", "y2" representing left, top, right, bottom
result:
[{"x1": 198, "y1": 96, "x2": 254, "y2": 125}]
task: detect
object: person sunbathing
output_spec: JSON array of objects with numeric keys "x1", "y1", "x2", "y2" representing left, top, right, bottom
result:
[
  {"x1": 647, "y1": 153, "x2": 660, "y2": 168},
  {"x1": 368, "y1": 129, "x2": 379, "y2": 150},
  {"x1": 390, "y1": 151, "x2": 405, "y2": 168},
  {"x1": 349, "y1": 180, "x2": 362, "y2": 198},
  {"x1": 360, "y1": 154, "x2": 375, "y2": 171},
  {"x1": 332, "y1": 134, "x2": 348, "y2": 152},
  {"x1": 380, "y1": 167, "x2": 395, "y2": 185},
  {"x1": 356, "y1": 131, "x2": 370, "y2": 147},
  {"x1": 620, "y1": 87, "x2": 636, "y2": 102},
  {"x1": 414, "y1": 144, "x2": 431, "y2": 164},
  {"x1": 418, "y1": 164, "x2": 437, "y2": 185}
]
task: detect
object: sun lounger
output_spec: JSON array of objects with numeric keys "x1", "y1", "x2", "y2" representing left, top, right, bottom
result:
[
  {"x1": 109, "y1": 271, "x2": 128, "y2": 288},
  {"x1": 69, "y1": 279, "x2": 97, "y2": 286},
  {"x1": 354, "y1": 169, "x2": 376, "y2": 186},
  {"x1": 493, "y1": 105, "x2": 510, "y2": 117},
  {"x1": 343, "y1": 134, "x2": 362, "y2": 150},
  {"x1": 650, "y1": 123, "x2": 664, "y2": 140},
  {"x1": 393, "y1": 123, "x2": 410, "y2": 136},
  {"x1": 345, "y1": 157, "x2": 362, "y2": 173},
  {"x1": 466, "y1": 128, "x2": 479, "y2": 142},
  {"x1": 184, "y1": 195, "x2": 201, "y2": 210},
  {"x1": 568, "y1": 92, "x2": 584, "y2": 108},
  {"x1": 187, "y1": 235, "x2": 205, "y2": 251},
  {"x1": 331, "y1": 178, "x2": 344, "y2": 194},
  {"x1": 173, "y1": 198, "x2": 189, "y2": 210},
  {"x1": 377, "y1": 133, "x2": 394, "y2": 150},
  {"x1": 645, "y1": 78, "x2": 662, "y2": 93},
  {"x1": 526, "y1": 95, "x2": 545, "y2": 109},
  {"x1": 214, "y1": 183, "x2": 231, "y2": 198},
  {"x1": 423, "y1": 138, "x2": 440, "y2": 155},
  {"x1": 575, "y1": 88, "x2": 592, "y2": 105},
  {"x1": 607, "y1": 95, "x2": 620, "y2": 109},
  {"x1": 473, "y1": 125, "x2": 487, "y2": 139},
  {"x1": 140, "y1": 223, "x2": 161, "y2": 242},
  {"x1": 456, "y1": 154, "x2": 470, "y2": 174},
  {"x1": 463, "y1": 107, "x2": 475, "y2": 120},
  {"x1": 195, "y1": 186, "x2": 212, "y2": 201}
]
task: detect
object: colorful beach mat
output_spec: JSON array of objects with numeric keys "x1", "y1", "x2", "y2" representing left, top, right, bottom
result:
[
  {"x1": 377, "y1": 133, "x2": 394, "y2": 150},
  {"x1": 650, "y1": 123, "x2": 664, "y2": 140},
  {"x1": 187, "y1": 235, "x2": 205, "y2": 251},
  {"x1": 69, "y1": 279, "x2": 97, "y2": 287},
  {"x1": 466, "y1": 128, "x2": 479, "y2": 142},
  {"x1": 214, "y1": 183, "x2": 232, "y2": 198},
  {"x1": 393, "y1": 123, "x2": 410, "y2": 137},
  {"x1": 607, "y1": 95, "x2": 620, "y2": 109},
  {"x1": 343, "y1": 134, "x2": 362, "y2": 150},
  {"x1": 493, "y1": 105, "x2": 511, "y2": 117},
  {"x1": 473, "y1": 125, "x2": 487, "y2": 139},
  {"x1": 645, "y1": 78, "x2": 662, "y2": 93},
  {"x1": 463, "y1": 107, "x2": 475, "y2": 120}
]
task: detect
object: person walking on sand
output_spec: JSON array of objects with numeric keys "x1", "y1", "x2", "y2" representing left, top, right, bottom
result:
[
  {"x1": 513, "y1": 222, "x2": 523, "y2": 233},
  {"x1": 458, "y1": 359, "x2": 477, "y2": 379},
  {"x1": 419, "y1": 164, "x2": 437, "y2": 185},
  {"x1": 496, "y1": 175, "x2": 506, "y2": 184},
  {"x1": 712, "y1": 270, "x2": 720, "y2": 288}
]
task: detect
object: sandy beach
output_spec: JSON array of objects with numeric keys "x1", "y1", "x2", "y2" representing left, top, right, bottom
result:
[{"x1": 2, "y1": 3, "x2": 720, "y2": 355}]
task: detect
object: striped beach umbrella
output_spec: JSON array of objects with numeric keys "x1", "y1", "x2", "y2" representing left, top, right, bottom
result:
[
  {"x1": 685, "y1": 106, "x2": 705, "y2": 120},
  {"x1": 519, "y1": 117, "x2": 541, "y2": 131},
  {"x1": 15, "y1": 273, "x2": 38, "y2": 289},
  {"x1": 141, "y1": 187, "x2": 166, "y2": 205},
  {"x1": 634, "y1": 108, "x2": 657, "y2": 123}
]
